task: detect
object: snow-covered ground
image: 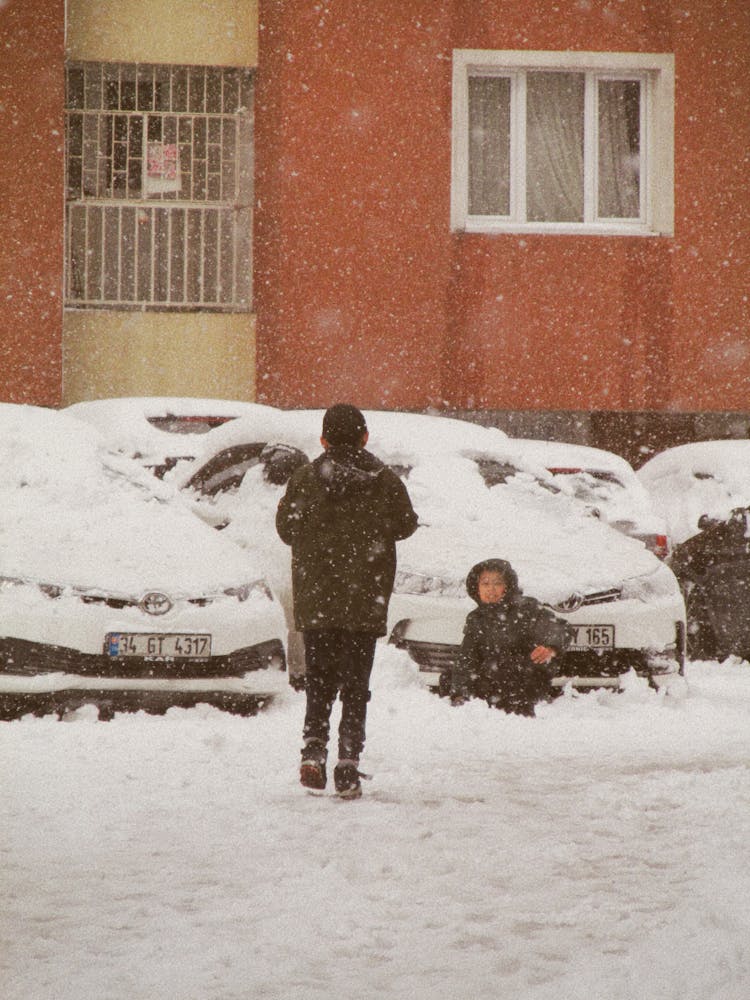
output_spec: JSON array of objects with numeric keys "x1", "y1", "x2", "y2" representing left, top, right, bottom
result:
[{"x1": 3, "y1": 649, "x2": 750, "y2": 1000}]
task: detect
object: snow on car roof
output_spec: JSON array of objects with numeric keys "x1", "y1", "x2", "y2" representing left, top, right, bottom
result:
[
  {"x1": 637, "y1": 440, "x2": 750, "y2": 544},
  {"x1": 504, "y1": 438, "x2": 664, "y2": 535},
  {"x1": 170, "y1": 406, "x2": 516, "y2": 481},
  {"x1": 502, "y1": 438, "x2": 633, "y2": 477},
  {"x1": 0, "y1": 404, "x2": 266, "y2": 594},
  {"x1": 65, "y1": 397, "x2": 278, "y2": 465}
]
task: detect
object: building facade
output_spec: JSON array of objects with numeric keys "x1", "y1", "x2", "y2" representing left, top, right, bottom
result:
[{"x1": 1, "y1": 1, "x2": 748, "y2": 460}]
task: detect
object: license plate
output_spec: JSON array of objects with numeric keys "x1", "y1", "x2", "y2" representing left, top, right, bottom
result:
[
  {"x1": 569, "y1": 625, "x2": 615, "y2": 650},
  {"x1": 106, "y1": 633, "x2": 212, "y2": 658}
]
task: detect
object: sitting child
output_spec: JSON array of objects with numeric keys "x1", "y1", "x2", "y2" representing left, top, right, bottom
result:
[{"x1": 451, "y1": 558, "x2": 569, "y2": 716}]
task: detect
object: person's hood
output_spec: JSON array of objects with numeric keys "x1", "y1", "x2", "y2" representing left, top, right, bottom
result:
[
  {"x1": 465, "y1": 558, "x2": 522, "y2": 605},
  {"x1": 312, "y1": 445, "x2": 386, "y2": 500}
]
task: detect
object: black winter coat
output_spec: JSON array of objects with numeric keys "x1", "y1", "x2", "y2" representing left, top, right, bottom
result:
[
  {"x1": 276, "y1": 444, "x2": 419, "y2": 635},
  {"x1": 452, "y1": 559, "x2": 569, "y2": 699}
]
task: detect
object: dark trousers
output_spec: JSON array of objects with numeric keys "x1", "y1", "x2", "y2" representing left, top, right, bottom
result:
[
  {"x1": 302, "y1": 630, "x2": 377, "y2": 762},
  {"x1": 472, "y1": 658, "x2": 553, "y2": 717}
]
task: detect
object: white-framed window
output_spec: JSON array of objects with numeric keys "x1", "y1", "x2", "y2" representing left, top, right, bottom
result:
[
  {"x1": 64, "y1": 62, "x2": 253, "y2": 311},
  {"x1": 451, "y1": 50, "x2": 674, "y2": 236}
]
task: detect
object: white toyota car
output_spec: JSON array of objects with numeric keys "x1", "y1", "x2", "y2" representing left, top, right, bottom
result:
[{"x1": 0, "y1": 404, "x2": 287, "y2": 719}]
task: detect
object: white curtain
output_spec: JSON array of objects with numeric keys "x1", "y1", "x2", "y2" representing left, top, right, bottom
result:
[
  {"x1": 526, "y1": 71, "x2": 585, "y2": 223},
  {"x1": 468, "y1": 76, "x2": 511, "y2": 215},
  {"x1": 598, "y1": 79, "x2": 641, "y2": 219}
]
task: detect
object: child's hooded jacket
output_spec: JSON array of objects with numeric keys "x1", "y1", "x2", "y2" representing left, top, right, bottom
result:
[{"x1": 452, "y1": 558, "x2": 569, "y2": 697}]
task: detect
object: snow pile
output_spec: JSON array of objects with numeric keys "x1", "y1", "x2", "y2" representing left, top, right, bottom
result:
[{"x1": 3, "y1": 652, "x2": 750, "y2": 999}]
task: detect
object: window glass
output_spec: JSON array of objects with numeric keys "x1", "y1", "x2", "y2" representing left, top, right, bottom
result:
[
  {"x1": 468, "y1": 76, "x2": 510, "y2": 216},
  {"x1": 526, "y1": 72, "x2": 585, "y2": 223},
  {"x1": 598, "y1": 79, "x2": 641, "y2": 218},
  {"x1": 186, "y1": 444, "x2": 266, "y2": 496}
]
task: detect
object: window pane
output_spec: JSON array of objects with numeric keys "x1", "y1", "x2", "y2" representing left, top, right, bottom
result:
[
  {"x1": 526, "y1": 71, "x2": 584, "y2": 222},
  {"x1": 598, "y1": 79, "x2": 641, "y2": 218},
  {"x1": 468, "y1": 76, "x2": 510, "y2": 216}
]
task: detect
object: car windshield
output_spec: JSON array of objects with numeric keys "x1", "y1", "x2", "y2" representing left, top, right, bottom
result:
[
  {"x1": 146, "y1": 414, "x2": 237, "y2": 435},
  {"x1": 547, "y1": 468, "x2": 626, "y2": 505},
  {"x1": 471, "y1": 455, "x2": 560, "y2": 495},
  {"x1": 185, "y1": 443, "x2": 267, "y2": 496}
]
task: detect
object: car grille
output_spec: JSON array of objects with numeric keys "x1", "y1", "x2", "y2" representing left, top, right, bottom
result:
[
  {"x1": 0, "y1": 637, "x2": 285, "y2": 679},
  {"x1": 578, "y1": 587, "x2": 623, "y2": 606},
  {"x1": 395, "y1": 640, "x2": 459, "y2": 673},
  {"x1": 395, "y1": 639, "x2": 663, "y2": 681},
  {"x1": 79, "y1": 594, "x2": 214, "y2": 609}
]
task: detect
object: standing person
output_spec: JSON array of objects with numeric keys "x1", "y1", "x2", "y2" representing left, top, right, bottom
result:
[
  {"x1": 451, "y1": 558, "x2": 568, "y2": 716},
  {"x1": 276, "y1": 404, "x2": 419, "y2": 798}
]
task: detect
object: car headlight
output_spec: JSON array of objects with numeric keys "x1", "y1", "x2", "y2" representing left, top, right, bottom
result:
[
  {"x1": 620, "y1": 563, "x2": 679, "y2": 602},
  {"x1": 394, "y1": 571, "x2": 465, "y2": 599},
  {"x1": 224, "y1": 580, "x2": 274, "y2": 602}
]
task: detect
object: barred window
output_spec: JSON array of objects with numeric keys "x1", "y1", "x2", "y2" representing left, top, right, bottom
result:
[{"x1": 64, "y1": 62, "x2": 253, "y2": 311}]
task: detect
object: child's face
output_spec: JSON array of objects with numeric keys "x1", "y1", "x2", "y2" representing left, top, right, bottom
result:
[{"x1": 477, "y1": 570, "x2": 507, "y2": 604}]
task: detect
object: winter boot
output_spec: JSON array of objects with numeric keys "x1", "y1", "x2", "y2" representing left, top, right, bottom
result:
[
  {"x1": 300, "y1": 741, "x2": 327, "y2": 790},
  {"x1": 333, "y1": 759, "x2": 362, "y2": 799}
]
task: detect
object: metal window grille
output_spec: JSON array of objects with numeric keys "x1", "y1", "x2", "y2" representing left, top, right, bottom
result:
[{"x1": 64, "y1": 62, "x2": 253, "y2": 311}]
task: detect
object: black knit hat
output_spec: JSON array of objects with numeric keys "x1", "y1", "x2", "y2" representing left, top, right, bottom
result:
[{"x1": 321, "y1": 404, "x2": 368, "y2": 446}]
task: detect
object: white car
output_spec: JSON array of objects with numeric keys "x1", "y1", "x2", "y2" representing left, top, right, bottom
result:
[
  {"x1": 505, "y1": 438, "x2": 670, "y2": 559},
  {"x1": 637, "y1": 440, "x2": 750, "y2": 546},
  {"x1": 170, "y1": 407, "x2": 687, "y2": 695},
  {"x1": 0, "y1": 404, "x2": 287, "y2": 719},
  {"x1": 65, "y1": 396, "x2": 270, "y2": 478}
]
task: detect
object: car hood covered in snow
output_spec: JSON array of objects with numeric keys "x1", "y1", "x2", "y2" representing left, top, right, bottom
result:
[{"x1": 1, "y1": 404, "x2": 267, "y2": 595}]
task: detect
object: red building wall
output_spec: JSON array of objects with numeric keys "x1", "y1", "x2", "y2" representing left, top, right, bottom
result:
[
  {"x1": 255, "y1": 0, "x2": 749, "y2": 414},
  {"x1": 0, "y1": 0, "x2": 65, "y2": 405},
  {"x1": 255, "y1": 2, "x2": 453, "y2": 409}
]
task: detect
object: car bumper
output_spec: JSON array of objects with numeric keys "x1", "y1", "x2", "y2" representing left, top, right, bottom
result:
[
  {"x1": 0, "y1": 637, "x2": 287, "y2": 719},
  {"x1": 389, "y1": 595, "x2": 687, "y2": 692},
  {"x1": 0, "y1": 586, "x2": 287, "y2": 659},
  {"x1": 391, "y1": 635, "x2": 685, "y2": 692}
]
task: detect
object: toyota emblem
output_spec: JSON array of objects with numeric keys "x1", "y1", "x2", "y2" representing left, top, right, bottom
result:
[
  {"x1": 139, "y1": 591, "x2": 173, "y2": 616},
  {"x1": 554, "y1": 592, "x2": 584, "y2": 613}
]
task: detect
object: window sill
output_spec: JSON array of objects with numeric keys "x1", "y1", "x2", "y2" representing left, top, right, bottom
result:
[{"x1": 457, "y1": 220, "x2": 666, "y2": 237}]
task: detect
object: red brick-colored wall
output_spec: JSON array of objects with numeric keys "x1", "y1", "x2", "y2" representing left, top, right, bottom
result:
[
  {"x1": 669, "y1": 2, "x2": 750, "y2": 410},
  {"x1": 0, "y1": 0, "x2": 65, "y2": 405},
  {"x1": 254, "y1": 1, "x2": 453, "y2": 409},
  {"x1": 255, "y1": 0, "x2": 749, "y2": 414}
]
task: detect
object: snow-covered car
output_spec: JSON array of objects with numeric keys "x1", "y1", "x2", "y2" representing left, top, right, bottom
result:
[
  {"x1": 505, "y1": 439, "x2": 669, "y2": 559},
  {"x1": 637, "y1": 440, "x2": 750, "y2": 547},
  {"x1": 0, "y1": 404, "x2": 287, "y2": 720},
  {"x1": 65, "y1": 396, "x2": 270, "y2": 478},
  {"x1": 638, "y1": 440, "x2": 750, "y2": 660},
  {"x1": 170, "y1": 407, "x2": 687, "y2": 695}
]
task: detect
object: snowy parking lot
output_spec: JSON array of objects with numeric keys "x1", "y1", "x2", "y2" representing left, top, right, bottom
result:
[{"x1": 3, "y1": 650, "x2": 750, "y2": 1000}]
